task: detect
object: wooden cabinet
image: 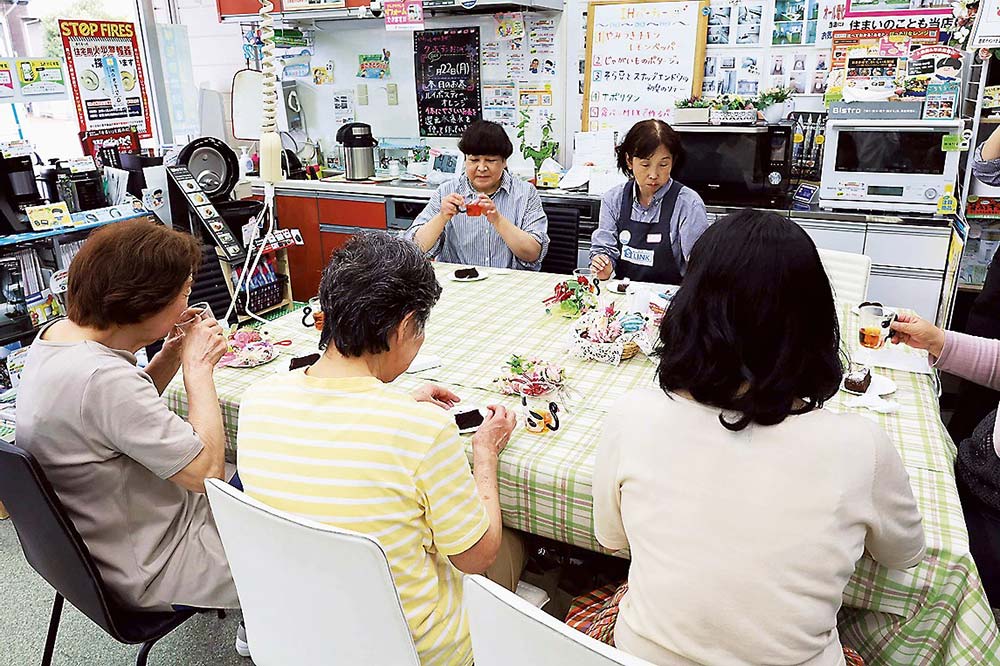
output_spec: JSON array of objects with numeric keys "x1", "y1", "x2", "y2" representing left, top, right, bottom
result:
[
  {"x1": 275, "y1": 193, "x2": 322, "y2": 301},
  {"x1": 217, "y1": 0, "x2": 281, "y2": 20},
  {"x1": 320, "y1": 230, "x2": 355, "y2": 263},
  {"x1": 317, "y1": 195, "x2": 386, "y2": 229}
]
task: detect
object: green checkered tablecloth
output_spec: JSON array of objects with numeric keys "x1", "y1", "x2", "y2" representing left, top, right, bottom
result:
[{"x1": 165, "y1": 263, "x2": 999, "y2": 665}]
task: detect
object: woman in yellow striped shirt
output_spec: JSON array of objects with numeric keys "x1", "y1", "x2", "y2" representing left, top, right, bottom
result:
[{"x1": 237, "y1": 232, "x2": 520, "y2": 665}]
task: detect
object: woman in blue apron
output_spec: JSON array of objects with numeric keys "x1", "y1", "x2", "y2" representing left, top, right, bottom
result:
[{"x1": 590, "y1": 120, "x2": 709, "y2": 285}]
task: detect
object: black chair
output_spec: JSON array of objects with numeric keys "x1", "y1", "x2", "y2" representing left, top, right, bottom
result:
[{"x1": 0, "y1": 440, "x2": 217, "y2": 666}]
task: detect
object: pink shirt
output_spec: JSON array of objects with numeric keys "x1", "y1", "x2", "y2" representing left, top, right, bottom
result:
[{"x1": 933, "y1": 331, "x2": 1000, "y2": 455}]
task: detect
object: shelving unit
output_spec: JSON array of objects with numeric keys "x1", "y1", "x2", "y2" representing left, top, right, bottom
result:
[{"x1": 219, "y1": 248, "x2": 294, "y2": 324}]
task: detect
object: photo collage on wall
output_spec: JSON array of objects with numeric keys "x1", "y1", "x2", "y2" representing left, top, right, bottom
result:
[
  {"x1": 768, "y1": 50, "x2": 829, "y2": 94},
  {"x1": 772, "y1": 0, "x2": 820, "y2": 46},
  {"x1": 708, "y1": 1, "x2": 765, "y2": 46},
  {"x1": 702, "y1": 54, "x2": 762, "y2": 97}
]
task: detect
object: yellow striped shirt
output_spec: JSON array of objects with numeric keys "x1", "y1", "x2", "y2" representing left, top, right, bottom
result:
[{"x1": 236, "y1": 371, "x2": 489, "y2": 666}]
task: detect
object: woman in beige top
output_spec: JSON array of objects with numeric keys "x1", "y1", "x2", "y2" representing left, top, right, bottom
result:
[
  {"x1": 590, "y1": 209, "x2": 926, "y2": 666},
  {"x1": 15, "y1": 219, "x2": 238, "y2": 613}
]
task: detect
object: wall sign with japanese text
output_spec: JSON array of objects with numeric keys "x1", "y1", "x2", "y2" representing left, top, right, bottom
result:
[
  {"x1": 59, "y1": 20, "x2": 153, "y2": 139},
  {"x1": 414, "y1": 28, "x2": 482, "y2": 138}
]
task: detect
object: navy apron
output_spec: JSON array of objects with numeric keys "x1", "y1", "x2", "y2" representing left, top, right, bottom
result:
[{"x1": 615, "y1": 180, "x2": 683, "y2": 284}]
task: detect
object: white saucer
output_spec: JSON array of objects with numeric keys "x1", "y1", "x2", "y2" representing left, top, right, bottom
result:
[{"x1": 841, "y1": 372, "x2": 896, "y2": 397}]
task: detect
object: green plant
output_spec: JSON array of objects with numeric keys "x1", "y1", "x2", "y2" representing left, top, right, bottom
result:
[
  {"x1": 756, "y1": 86, "x2": 795, "y2": 108},
  {"x1": 412, "y1": 145, "x2": 430, "y2": 162},
  {"x1": 675, "y1": 96, "x2": 712, "y2": 109},
  {"x1": 516, "y1": 110, "x2": 559, "y2": 175},
  {"x1": 711, "y1": 94, "x2": 751, "y2": 111}
]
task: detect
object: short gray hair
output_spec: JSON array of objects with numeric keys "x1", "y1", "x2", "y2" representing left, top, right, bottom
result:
[{"x1": 318, "y1": 232, "x2": 442, "y2": 357}]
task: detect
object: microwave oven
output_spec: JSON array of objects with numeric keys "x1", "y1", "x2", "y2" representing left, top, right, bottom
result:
[
  {"x1": 819, "y1": 119, "x2": 963, "y2": 214},
  {"x1": 671, "y1": 124, "x2": 792, "y2": 206}
]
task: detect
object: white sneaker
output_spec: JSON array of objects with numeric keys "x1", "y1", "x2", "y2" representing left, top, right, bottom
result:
[{"x1": 235, "y1": 621, "x2": 251, "y2": 658}]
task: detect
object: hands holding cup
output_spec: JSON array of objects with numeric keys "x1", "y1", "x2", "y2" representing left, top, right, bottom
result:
[
  {"x1": 890, "y1": 312, "x2": 946, "y2": 358},
  {"x1": 168, "y1": 303, "x2": 227, "y2": 371}
]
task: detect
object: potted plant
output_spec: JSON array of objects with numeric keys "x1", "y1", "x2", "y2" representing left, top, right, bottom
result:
[
  {"x1": 710, "y1": 94, "x2": 757, "y2": 124},
  {"x1": 408, "y1": 144, "x2": 430, "y2": 177},
  {"x1": 756, "y1": 86, "x2": 795, "y2": 124},
  {"x1": 673, "y1": 97, "x2": 712, "y2": 124}
]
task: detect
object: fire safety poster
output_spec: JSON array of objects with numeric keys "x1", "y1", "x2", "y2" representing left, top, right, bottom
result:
[{"x1": 58, "y1": 20, "x2": 153, "y2": 139}]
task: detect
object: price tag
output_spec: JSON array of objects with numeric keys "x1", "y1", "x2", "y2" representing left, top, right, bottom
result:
[{"x1": 941, "y1": 134, "x2": 969, "y2": 152}]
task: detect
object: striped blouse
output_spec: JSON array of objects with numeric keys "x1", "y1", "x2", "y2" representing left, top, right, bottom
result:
[
  {"x1": 405, "y1": 171, "x2": 550, "y2": 271},
  {"x1": 237, "y1": 371, "x2": 489, "y2": 666}
]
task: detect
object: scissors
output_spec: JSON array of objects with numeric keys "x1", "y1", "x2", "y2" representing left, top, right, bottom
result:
[{"x1": 270, "y1": 338, "x2": 294, "y2": 347}]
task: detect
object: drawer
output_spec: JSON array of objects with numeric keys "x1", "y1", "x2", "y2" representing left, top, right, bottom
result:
[
  {"x1": 864, "y1": 226, "x2": 950, "y2": 271},
  {"x1": 868, "y1": 270, "x2": 943, "y2": 323},
  {"x1": 798, "y1": 222, "x2": 866, "y2": 254},
  {"x1": 317, "y1": 196, "x2": 386, "y2": 230}
]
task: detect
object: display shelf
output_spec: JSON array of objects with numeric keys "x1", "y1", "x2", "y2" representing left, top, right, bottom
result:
[{"x1": 0, "y1": 213, "x2": 147, "y2": 249}]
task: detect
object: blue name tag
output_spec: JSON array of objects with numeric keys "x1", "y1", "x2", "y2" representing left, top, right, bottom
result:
[{"x1": 621, "y1": 245, "x2": 654, "y2": 267}]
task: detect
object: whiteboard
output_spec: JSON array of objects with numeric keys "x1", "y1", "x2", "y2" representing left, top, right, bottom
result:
[{"x1": 584, "y1": 0, "x2": 709, "y2": 134}]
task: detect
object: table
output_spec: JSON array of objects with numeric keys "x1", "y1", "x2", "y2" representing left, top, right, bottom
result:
[{"x1": 165, "y1": 263, "x2": 999, "y2": 665}]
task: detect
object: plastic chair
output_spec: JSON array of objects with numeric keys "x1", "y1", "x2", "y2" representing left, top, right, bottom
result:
[
  {"x1": 0, "y1": 441, "x2": 204, "y2": 666},
  {"x1": 463, "y1": 574, "x2": 656, "y2": 666},
  {"x1": 205, "y1": 478, "x2": 420, "y2": 665},
  {"x1": 817, "y1": 248, "x2": 872, "y2": 307}
]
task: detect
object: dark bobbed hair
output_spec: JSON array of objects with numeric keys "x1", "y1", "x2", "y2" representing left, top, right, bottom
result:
[
  {"x1": 937, "y1": 57, "x2": 962, "y2": 70},
  {"x1": 657, "y1": 209, "x2": 843, "y2": 431},
  {"x1": 616, "y1": 119, "x2": 685, "y2": 176},
  {"x1": 458, "y1": 119, "x2": 514, "y2": 159},
  {"x1": 319, "y1": 232, "x2": 442, "y2": 357},
  {"x1": 67, "y1": 218, "x2": 201, "y2": 328}
]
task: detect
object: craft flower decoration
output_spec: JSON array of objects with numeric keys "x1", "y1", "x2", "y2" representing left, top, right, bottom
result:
[
  {"x1": 950, "y1": 1, "x2": 979, "y2": 50},
  {"x1": 543, "y1": 275, "x2": 599, "y2": 318},
  {"x1": 494, "y1": 354, "x2": 566, "y2": 396},
  {"x1": 218, "y1": 328, "x2": 277, "y2": 368}
]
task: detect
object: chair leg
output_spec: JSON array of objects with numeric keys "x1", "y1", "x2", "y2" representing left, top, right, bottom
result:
[
  {"x1": 135, "y1": 636, "x2": 164, "y2": 666},
  {"x1": 41, "y1": 592, "x2": 64, "y2": 666}
]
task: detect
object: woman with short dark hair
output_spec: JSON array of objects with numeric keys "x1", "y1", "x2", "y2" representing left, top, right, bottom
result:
[
  {"x1": 15, "y1": 218, "x2": 239, "y2": 613},
  {"x1": 238, "y1": 232, "x2": 524, "y2": 666},
  {"x1": 590, "y1": 119, "x2": 709, "y2": 284},
  {"x1": 589, "y1": 209, "x2": 925, "y2": 665},
  {"x1": 406, "y1": 119, "x2": 549, "y2": 270}
]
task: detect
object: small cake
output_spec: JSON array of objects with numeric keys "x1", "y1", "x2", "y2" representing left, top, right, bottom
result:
[
  {"x1": 615, "y1": 278, "x2": 630, "y2": 293},
  {"x1": 454, "y1": 267, "x2": 479, "y2": 279},
  {"x1": 844, "y1": 367, "x2": 872, "y2": 394}
]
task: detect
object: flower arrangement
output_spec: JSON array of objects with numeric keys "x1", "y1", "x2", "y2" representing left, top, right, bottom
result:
[
  {"x1": 543, "y1": 275, "x2": 599, "y2": 318},
  {"x1": 218, "y1": 329, "x2": 278, "y2": 368},
  {"x1": 950, "y1": 1, "x2": 979, "y2": 51},
  {"x1": 494, "y1": 355, "x2": 566, "y2": 396},
  {"x1": 710, "y1": 94, "x2": 754, "y2": 111},
  {"x1": 411, "y1": 145, "x2": 430, "y2": 163},
  {"x1": 756, "y1": 86, "x2": 794, "y2": 109},
  {"x1": 675, "y1": 96, "x2": 713, "y2": 109}
]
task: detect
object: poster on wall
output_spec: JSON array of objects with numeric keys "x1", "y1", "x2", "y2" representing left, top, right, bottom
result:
[
  {"x1": 0, "y1": 61, "x2": 13, "y2": 99},
  {"x1": 708, "y1": 1, "x2": 763, "y2": 46},
  {"x1": 414, "y1": 28, "x2": 482, "y2": 138},
  {"x1": 156, "y1": 24, "x2": 199, "y2": 138},
  {"x1": 59, "y1": 20, "x2": 153, "y2": 139},
  {"x1": 844, "y1": 0, "x2": 951, "y2": 17},
  {"x1": 358, "y1": 51, "x2": 391, "y2": 78},
  {"x1": 15, "y1": 59, "x2": 67, "y2": 96},
  {"x1": 384, "y1": 0, "x2": 424, "y2": 31},
  {"x1": 973, "y1": 0, "x2": 1000, "y2": 47},
  {"x1": 772, "y1": 0, "x2": 820, "y2": 46}
]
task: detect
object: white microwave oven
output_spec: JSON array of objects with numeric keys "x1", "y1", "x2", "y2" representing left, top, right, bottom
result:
[{"x1": 819, "y1": 119, "x2": 964, "y2": 214}]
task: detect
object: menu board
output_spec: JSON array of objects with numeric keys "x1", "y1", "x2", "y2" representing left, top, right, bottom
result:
[
  {"x1": 584, "y1": 0, "x2": 709, "y2": 133},
  {"x1": 414, "y1": 28, "x2": 482, "y2": 138}
]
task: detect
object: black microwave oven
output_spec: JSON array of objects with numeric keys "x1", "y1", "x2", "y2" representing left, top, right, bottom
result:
[{"x1": 671, "y1": 124, "x2": 793, "y2": 206}]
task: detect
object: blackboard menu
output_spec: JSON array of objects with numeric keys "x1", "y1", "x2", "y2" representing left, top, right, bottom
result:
[{"x1": 414, "y1": 27, "x2": 481, "y2": 138}]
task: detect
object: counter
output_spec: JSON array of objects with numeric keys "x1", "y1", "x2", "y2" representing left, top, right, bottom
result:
[{"x1": 249, "y1": 179, "x2": 965, "y2": 325}]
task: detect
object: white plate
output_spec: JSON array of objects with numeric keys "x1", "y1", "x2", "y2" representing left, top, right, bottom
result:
[
  {"x1": 449, "y1": 270, "x2": 489, "y2": 282},
  {"x1": 606, "y1": 280, "x2": 631, "y2": 296},
  {"x1": 841, "y1": 372, "x2": 896, "y2": 397}
]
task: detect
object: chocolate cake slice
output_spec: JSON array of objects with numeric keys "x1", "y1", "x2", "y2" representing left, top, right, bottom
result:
[
  {"x1": 454, "y1": 267, "x2": 480, "y2": 279},
  {"x1": 844, "y1": 367, "x2": 872, "y2": 394}
]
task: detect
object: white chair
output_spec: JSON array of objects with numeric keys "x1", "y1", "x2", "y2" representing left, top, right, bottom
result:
[
  {"x1": 817, "y1": 248, "x2": 872, "y2": 306},
  {"x1": 463, "y1": 575, "x2": 655, "y2": 666},
  {"x1": 205, "y1": 479, "x2": 420, "y2": 666}
]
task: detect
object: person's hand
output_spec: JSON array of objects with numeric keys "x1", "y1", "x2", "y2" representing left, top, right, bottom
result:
[
  {"x1": 591, "y1": 254, "x2": 613, "y2": 280},
  {"x1": 890, "y1": 312, "x2": 946, "y2": 358},
  {"x1": 479, "y1": 194, "x2": 501, "y2": 224},
  {"x1": 160, "y1": 306, "x2": 201, "y2": 359},
  {"x1": 180, "y1": 315, "x2": 227, "y2": 372},
  {"x1": 412, "y1": 383, "x2": 460, "y2": 410},
  {"x1": 471, "y1": 405, "x2": 516, "y2": 457},
  {"x1": 441, "y1": 193, "x2": 465, "y2": 221}
]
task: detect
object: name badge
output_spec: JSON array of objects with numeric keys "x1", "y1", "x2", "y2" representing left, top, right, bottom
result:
[
  {"x1": 621, "y1": 244, "x2": 655, "y2": 267},
  {"x1": 647, "y1": 233, "x2": 662, "y2": 243}
]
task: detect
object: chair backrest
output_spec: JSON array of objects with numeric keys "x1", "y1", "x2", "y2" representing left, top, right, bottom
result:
[
  {"x1": 0, "y1": 441, "x2": 120, "y2": 637},
  {"x1": 463, "y1": 575, "x2": 656, "y2": 666},
  {"x1": 817, "y1": 248, "x2": 871, "y2": 307},
  {"x1": 205, "y1": 479, "x2": 420, "y2": 666}
]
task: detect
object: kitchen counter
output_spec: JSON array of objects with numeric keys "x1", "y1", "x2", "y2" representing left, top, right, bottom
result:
[{"x1": 252, "y1": 178, "x2": 956, "y2": 228}]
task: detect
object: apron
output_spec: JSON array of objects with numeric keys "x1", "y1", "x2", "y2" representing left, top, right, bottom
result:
[{"x1": 615, "y1": 180, "x2": 683, "y2": 284}]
